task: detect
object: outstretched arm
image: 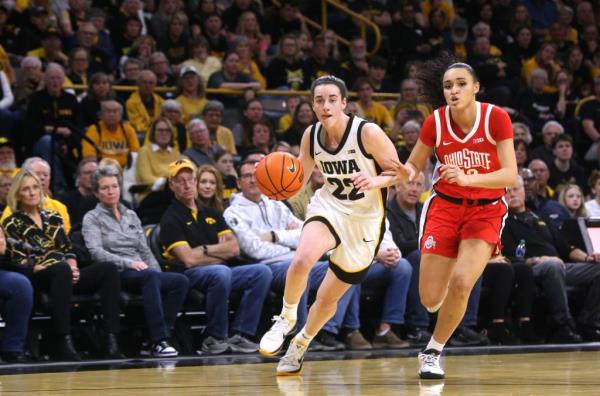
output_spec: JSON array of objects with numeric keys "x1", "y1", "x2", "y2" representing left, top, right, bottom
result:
[{"x1": 351, "y1": 123, "x2": 415, "y2": 191}]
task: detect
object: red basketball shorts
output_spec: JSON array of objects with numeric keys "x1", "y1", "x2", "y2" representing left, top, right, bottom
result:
[{"x1": 419, "y1": 194, "x2": 508, "y2": 258}]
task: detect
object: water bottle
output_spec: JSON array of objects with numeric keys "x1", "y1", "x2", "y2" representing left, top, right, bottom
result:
[{"x1": 515, "y1": 239, "x2": 526, "y2": 259}]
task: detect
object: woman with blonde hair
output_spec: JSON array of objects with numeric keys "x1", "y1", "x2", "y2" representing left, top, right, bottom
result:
[
  {"x1": 3, "y1": 170, "x2": 123, "y2": 361},
  {"x1": 558, "y1": 183, "x2": 588, "y2": 218},
  {"x1": 197, "y1": 164, "x2": 225, "y2": 213},
  {"x1": 234, "y1": 10, "x2": 270, "y2": 66}
]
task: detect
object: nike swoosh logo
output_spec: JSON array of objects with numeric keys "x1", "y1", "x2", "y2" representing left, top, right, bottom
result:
[
  {"x1": 315, "y1": 151, "x2": 322, "y2": 155},
  {"x1": 289, "y1": 162, "x2": 296, "y2": 173},
  {"x1": 442, "y1": 141, "x2": 453, "y2": 146},
  {"x1": 362, "y1": 238, "x2": 374, "y2": 243}
]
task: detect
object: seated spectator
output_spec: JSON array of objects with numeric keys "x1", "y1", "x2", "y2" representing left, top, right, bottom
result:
[
  {"x1": 13, "y1": 6, "x2": 51, "y2": 55},
  {"x1": 126, "y1": 70, "x2": 165, "y2": 139},
  {"x1": 303, "y1": 34, "x2": 341, "y2": 85},
  {"x1": 578, "y1": 75, "x2": 600, "y2": 164},
  {"x1": 181, "y1": 36, "x2": 221, "y2": 89},
  {"x1": 512, "y1": 122, "x2": 533, "y2": 147},
  {"x1": 124, "y1": 35, "x2": 156, "y2": 71},
  {"x1": 148, "y1": 0, "x2": 181, "y2": 38},
  {"x1": 223, "y1": 160, "x2": 361, "y2": 351},
  {"x1": 585, "y1": 170, "x2": 600, "y2": 217},
  {"x1": 213, "y1": 148, "x2": 238, "y2": 205},
  {"x1": 232, "y1": 36, "x2": 266, "y2": 89},
  {"x1": 149, "y1": 52, "x2": 176, "y2": 98},
  {"x1": 196, "y1": 164, "x2": 224, "y2": 213},
  {"x1": 115, "y1": 58, "x2": 142, "y2": 104},
  {"x1": 354, "y1": 78, "x2": 394, "y2": 134},
  {"x1": 25, "y1": 63, "x2": 83, "y2": 191},
  {"x1": 233, "y1": 10, "x2": 270, "y2": 67},
  {"x1": 521, "y1": 42, "x2": 560, "y2": 93},
  {"x1": 554, "y1": 70, "x2": 580, "y2": 127},
  {"x1": 520, "y1": 167, "x2": 569, "y2": 230},
  {"x1": 0, "y1": 174, "x2": 12, "y2": 211},
  {"x1": 564, "y1": 46, "x2": 593, "y2": 97},
  {"x1": 515, "y1": 139, "x2": 530, "y2": 171},
  {"x1": 271, "y1": 141, "x2": 293, "y2": 154},
  {"x1": 515, "y1": 68, "x2": 557, "y2": 133},
  {"x1": 243, "y1": 121, "x2": 274, "y2": 159},
  {"x1": 558, "y1": 183, "x2": 588, "y2": 218},
  {"x1": 530, "y1": 121, "x2": 563, "y2": 167},
  {"x1": 397, "y1": 120, "x2": 421, "y2": 163},
  {"x1": 13, "y1": 56, "x2": 43, "y2": 108},
  {"x1": 527, "y1": 159, "x2": 554, "y2": 200},
  {"x1": 108, "y1": 0, "x2": 148, "y2": 49},
  {"x1": 112, "y1": 16, "x2": 143, "y2": 59},
  {"x1": 157, "y1": 12, "x2": 189, "y2": 66},
  {"x1": 202, "y1": 101, "x2": 237, "y2": 155},
  {"x1": 160, "y1": 99, "x2": 188, "y2": 151},
  {"x1": 388, "y1": 173, "x2": 487, "y2": 346},
  {"x1": 340, "y1": 37, "x2": 369, "y2": 83},
  {"x1": 202, "y1": 13, "x2": 229, "y2": 59},
  {"x1": 264, "y1": 0, "x2": 306, "y2": 45},
  {"x1": 502, "y1": 177, "x2": 600, "y2": 342},
  {"x1": 0, "y1": 137, "x2": 19, "y2": 178},
  {"x1": 5, "y1": 169, "x2": 123, "y2": 360},
  {"x1": 547, "y1": 134, "x2": 587, "y2": 193},
  {"x1": 393, "y1": 78, "x2": 432, "y2": 120},
  {"x1": 82, "y1": 100, "x2": 140, "y2": 169},
  {"x1": 207, "y1": 52, "x2": 260, "y2": 115},
  {"x1": 175, "y1": 66, "x2": 207, "y2": 126},
  {"x1": 277, "y1": 95, "x2": 301, "y2": 134},
  {"x1": 83, "y1": 165, "x2": 188, "y2": 358},
  {"x1": 266, "y1": 34, "x2": 308, "y2": 90},
  {"x1": 64, "y1": 47, "x2": 90, "y2": 89},
  {"x1": 368, "y1": 56, "x2": 396, "y2": 93},
  {"x1": 26, "y1": 28, "x2": 68, "y2": 68},
  {"x1": 1, "y1": 158, "x2": 72, "y2": 233},
  {"x1": 161, "y1": 159, "x2": 271, "y2": 354},
  {"x1": 69, "y1": 22, "x2": 114, "y2": 74},
  {"x1": 183, "y1": 118, "x2": 224, "y2": 167},
  {"x1": 58, "y1": 158, "x2": 98, "y2": 229},
  {"x1": 136, "y1": 118, "x2": 180, "y2": 203},
  {"x1": 0, "y1": 227, "x2": 33, "y2": 363},
  {"x1": 281, "y1": 99, "x2": 315, "y2": 151},
  {"x1": 481, "y1": 255, "x2": 539, "y2": 345},
  {"x1": 232, "y1": 98, "x2": 265, "y2": 149},
  {"x1": 80, "y1": 72, "x2": 114, "y2": 127}
]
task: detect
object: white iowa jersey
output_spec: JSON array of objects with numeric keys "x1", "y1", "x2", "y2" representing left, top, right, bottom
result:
[{"x1": 309, "y1": 114, "x2": 386, "y2": 219}]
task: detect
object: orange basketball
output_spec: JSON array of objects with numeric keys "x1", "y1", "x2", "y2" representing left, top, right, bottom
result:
[{"x1": 255, "y1": 152, "x2": 304, "y2": 200}]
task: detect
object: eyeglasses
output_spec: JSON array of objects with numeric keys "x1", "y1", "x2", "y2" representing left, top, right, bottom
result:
[
  {"x1": 173, "y1": 176, "x2": 196, "y2": 185},
  {"x1": 240, "y1": 173, "x2": 255, "y2": 180}
]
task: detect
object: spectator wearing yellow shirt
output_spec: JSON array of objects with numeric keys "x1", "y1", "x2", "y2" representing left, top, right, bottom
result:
[
  {"x1": 175, "y1": 66, "x2": 207, "y2": 125},
  {"x1": 1, "y1": 157, "x2": 71, "y2": 233},
  {"x1": 136, "y1": 118, "x2": 181, "y2": 202},
  {"x1": 181, "y1": 36, "x2": 221, "y2": 89},
  {"x1": 232, "y1": 36, "x2": 266, "y2": 89},
  {"x1": 202, "y1": 101, "x2": 237, "y2": 155},
  {"x1": 521, "y1": 43, "x2": 560, "y2": 93},
  {"x1": 82, "y1": 100, "x2": 140, "y2": 168},
  {"x1": 354, "y1": 78, "x2": 394, "y2": 132},
  {"x1": 277, "y1": 95, "x2": 301, "y2": 134},
  {"x1": 126, "y1": 70, "x2": 165, "y2": 138}
]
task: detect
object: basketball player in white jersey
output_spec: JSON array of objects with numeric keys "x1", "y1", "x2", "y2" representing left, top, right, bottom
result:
[{"x1": 259, "y1": 75, "x2": 412, "y2": 375}]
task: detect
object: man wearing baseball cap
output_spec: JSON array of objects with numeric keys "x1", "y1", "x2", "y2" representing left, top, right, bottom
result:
[{"x1": 159, "y1": 159, "x2": 272, "y2": 355}]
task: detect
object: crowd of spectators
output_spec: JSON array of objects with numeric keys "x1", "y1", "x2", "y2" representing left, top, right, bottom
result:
[{"x1": 0, "y1": 0, "x2": 598, "y2": 363}]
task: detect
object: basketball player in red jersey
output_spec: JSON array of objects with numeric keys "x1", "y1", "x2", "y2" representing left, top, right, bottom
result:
[{"x1": 364, "y1": 57, "x2": 517, "y2": 379}]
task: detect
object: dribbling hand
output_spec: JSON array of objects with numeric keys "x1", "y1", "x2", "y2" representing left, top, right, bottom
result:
[{"x1": 440, "y1": 164, "x2": 470, "y2": 186}]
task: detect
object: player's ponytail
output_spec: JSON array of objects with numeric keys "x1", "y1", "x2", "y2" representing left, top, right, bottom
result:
[{"x1": 417, "y1": 52, "x2": 478, "y2": 109}]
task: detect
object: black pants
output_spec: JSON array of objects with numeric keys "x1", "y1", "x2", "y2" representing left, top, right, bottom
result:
[
  {"x1": 31, "y1": 262, "x2": 121, "y2": 335},
  {"x1": 482, "y1": 262, "x2": 535, "y2": 321}
]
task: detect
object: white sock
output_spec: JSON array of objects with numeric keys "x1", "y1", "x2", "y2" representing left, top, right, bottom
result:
[
  {"x1": 425, "y1": 337, "x2": 445, "y2": 353},
  {"x1": 281, "y1": 299, "x2": 298, "y2": 322},
  {"x1": 295, "y1": 327, "x2": 315, "y2": 347}
]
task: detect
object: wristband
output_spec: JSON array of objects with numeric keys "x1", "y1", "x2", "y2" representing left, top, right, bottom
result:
[
  {"x1": 202, "y1": 245, "x2": 208, "y2": 255},
  {"x1": 271, "y1": 231, "x2": 277, "y2": 243}
]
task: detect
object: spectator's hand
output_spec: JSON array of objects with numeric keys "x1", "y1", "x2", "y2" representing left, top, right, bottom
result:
[
  {"x1": 589, "y1": 252, "x2": 600, "y2": 263},
  {"x1": 131, "y1": 261, "x2": 148, "y2": 271},
  {"x1": 286, "y1": 222, "x2": 301, "y2": 230},
  {"x1": 56, "y1": 127, "x2": 71, "y2": 137},
  {"x1": 540, "y1": 256, "x2": 565, "y2": 268},
  {"x1": 33, "y1": 264, "x2": 45, "y2": 273},
  {"x1": 376, "y1": 247, "x2": 400, "y2": 267},
  {"x1": 151, "y1": 177, "x2": 167, "y2": 191},
  {"x1": 67, "y1": 258, "x2": 79, "y2": 284},
  {"x1": 0, "y1": 227, "x2": 6, "y2": 255},
  {"x1": 489, "y1": 255, "x2": 510, "y2": 264}
]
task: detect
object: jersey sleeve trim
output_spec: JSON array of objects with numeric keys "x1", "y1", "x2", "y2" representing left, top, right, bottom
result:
[
  {"x1": 356, "y1": 120, "x2": 371, "y2": 159},
  {"x1": 484, "y1": 103, "x2": 496, "y2": 145},
  {"x1": 433, "y1": 109, "x2": 441, "y2": 148},
  {"x1": 309, "y1": 123, "x2": 316, "y2": 159}
]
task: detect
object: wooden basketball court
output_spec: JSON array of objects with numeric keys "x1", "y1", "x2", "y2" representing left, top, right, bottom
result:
[{"x1": 1, "y1": 350, "x2": 599, "y2": 395}]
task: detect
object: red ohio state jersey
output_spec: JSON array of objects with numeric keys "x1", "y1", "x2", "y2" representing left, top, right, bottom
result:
[{"x1": 420, "y1": 102, "x2": 513, "y2": 200}]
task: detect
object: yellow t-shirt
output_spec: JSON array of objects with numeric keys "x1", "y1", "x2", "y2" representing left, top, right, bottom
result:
[
  {"x1": 1, "y1": 198, "x2": 71, "y2": 234},
  {"x1": 136, "y1": 145, "x2": 181, "y2": 200},
  {"x1": 213, "y1": 125, "x2": 237, "y2": 155},
  {"x1": 81, "y1": 121, "x2": 141, "y2": 168},
  {"x1": 357, "y1": 101, "x2": 394, "y2": 130},
  {"x1": 278, "y1": 113, "x2": 293, "y2": 133},
  {"x1": 175, "y1": 95, "x2": 208, "y2": 125}
]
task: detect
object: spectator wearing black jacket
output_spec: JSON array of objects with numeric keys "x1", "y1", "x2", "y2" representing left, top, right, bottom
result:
[
  {"x1": 25, "y1": 63, "x2": 83, "y2": 191},
  {"x1": 502, "y1": 177, "x2": 600, "y2": 342}
]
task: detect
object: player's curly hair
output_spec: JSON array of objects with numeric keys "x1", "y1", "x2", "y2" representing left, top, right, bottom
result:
[{"x1": 417, "y1": 52, "x2": 478, "y2": 109}]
